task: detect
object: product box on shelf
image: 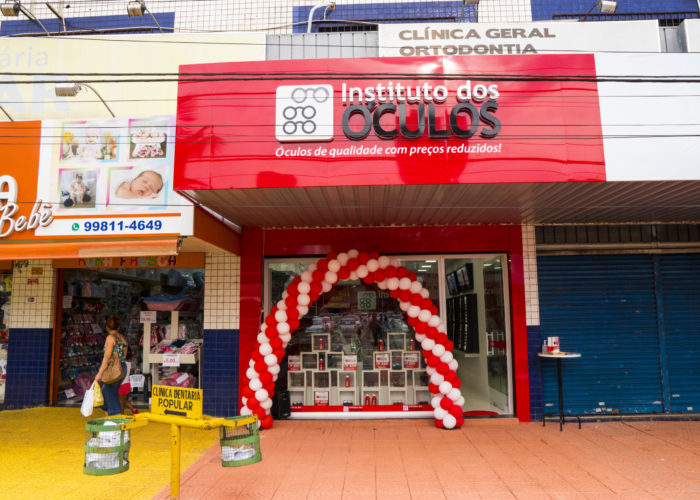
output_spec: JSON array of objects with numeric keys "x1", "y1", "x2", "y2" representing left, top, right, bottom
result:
[
  {"x1": 374, "y1": 351, "x2": 390, "y2": 370},
  {"x1": 391, "y1": 351, "x2": 403, "y2": 371},
  {"x1": 312, "y1": 333, "x2": 330, "y2": 352},
  {"x1": 301, "y1": 352, "x2": 317, "y2": 370}
]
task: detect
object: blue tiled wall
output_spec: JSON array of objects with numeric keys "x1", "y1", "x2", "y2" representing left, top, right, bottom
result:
[
  {"x1": 0, "y1": 12, "x2": 175, "y2": 36},
  {"x1": 202, "y1": 329, "x2": 239, "y2": 417},
  {"x1": 531, "y1": 0, "x2": 699, "y2": 21},
  {"x1": 3, "y1": 328, "x2": 51, "y2": 409},
  {"x1": 527, "y1": 325, "x2": 543, "y2": 422},
  {"x1": 294, "y1": 1, "x2": 476, "y2": 33}
]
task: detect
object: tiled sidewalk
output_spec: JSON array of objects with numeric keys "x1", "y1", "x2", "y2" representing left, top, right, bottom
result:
[{"x1": 155, "y1": 418, "x2": 700, "y2": 499}]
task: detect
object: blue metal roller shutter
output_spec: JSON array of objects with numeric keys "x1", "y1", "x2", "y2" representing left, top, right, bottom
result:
[
  {"x1": 537, "y1": 255, "x2": 663, "y2": 415},
  {"x1": 659, "y1": 254, "x2": 700, "y2": 413}
]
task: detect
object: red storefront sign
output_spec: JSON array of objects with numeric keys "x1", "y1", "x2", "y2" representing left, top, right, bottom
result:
[{"x1": 175, "y1": 54, "x2": 605, "y2": 190}]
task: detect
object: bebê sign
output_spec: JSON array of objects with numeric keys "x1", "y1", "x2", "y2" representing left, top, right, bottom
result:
[{"x1": 151, "y1": 384, "x2": 203, "y2": 419}]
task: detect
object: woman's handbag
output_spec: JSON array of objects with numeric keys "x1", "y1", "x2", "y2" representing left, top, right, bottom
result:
[{"x1": 102, "y1": 338, "x2": 124, "y2": 384}]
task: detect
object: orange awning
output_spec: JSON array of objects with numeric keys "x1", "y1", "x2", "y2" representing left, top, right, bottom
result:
[{"x1": 0, "y1": 238, "x2": 179, "y2": 260}]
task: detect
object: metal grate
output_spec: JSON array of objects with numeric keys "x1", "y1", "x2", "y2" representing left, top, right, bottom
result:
[
  {"x1": 553, "y1": 11, "x2": 700, "y2": 26},
  {"x1": 536, "y1": 224, "x2": 700, "y2": 246}
]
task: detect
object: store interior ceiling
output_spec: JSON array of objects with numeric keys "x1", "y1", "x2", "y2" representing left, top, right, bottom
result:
[{"x1": 182, "y1": 180, "x2": 700, "y2": 229}]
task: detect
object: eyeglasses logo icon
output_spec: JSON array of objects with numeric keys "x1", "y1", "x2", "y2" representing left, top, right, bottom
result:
[{"x1": 276, "y1": 84, "x2": 333, "y2": 142}]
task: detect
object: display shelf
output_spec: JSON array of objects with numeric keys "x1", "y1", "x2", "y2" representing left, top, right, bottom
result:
[
  {"x1": 391, "y1": 350, "x2": 403, "y2": 371},
  {"x1": 389, "y1": 371, "x2": 408, "y2": 404},
  {"x1": 288, "y1": 369, "x2": 306, "y2": 406},
  {"x1": 387, "y1": 332, "x2": 406, "y2": 351},
  {"x1": 337, "y1": 370, "x2": 358, "y2": 405},
  {"x1": 413, "y1": 370, "x2": 431, "y2": 405},
  {"x1": 311, "y1": 333, "x2": 330, "y2": 352}
]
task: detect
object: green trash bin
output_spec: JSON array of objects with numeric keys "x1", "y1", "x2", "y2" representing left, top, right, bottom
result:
[
  {"x1": 84, "y1": 418, "x2": 131, "y2": 476},
  {"x1": 219, "y1": 416, "x2": 262, "y2": 467}
]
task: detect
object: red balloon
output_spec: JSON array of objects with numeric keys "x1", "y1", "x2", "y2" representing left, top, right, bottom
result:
[
  {"x1": 326, "y1": 252, "x2": 337, "y2": 261},
  {"x1": 253, "y1": 407, "x2": 266, "y2": 419},
  {"x1": 407, "y1": 316, "x2": 418, "y2": 327},
  {"x1": 449, "y1": 405, "x2": 463, "y2": 418},
  {"x1": 435, "y1": 418, "x2": 445, "y2": 429},
  {"x1": 369, "y1": 252, "x2": 380, "y2": 260},
  {"x1": 415, "y1": 322, "x2": 427, "y2": 333},
  {"x1": 241, "y1": 386, "x2": 254, "y2": 399},
  {"x1": 247, "y1": 397, "x2": 260, "y2": 410},
  {"x1": 445, "y1": 371, "x2": 458, "y2": 383},
  {"x1": 374, "y1": 269, "x2": 386, "y2": 282},
  {"x1": 439, "y1": 397, "x2": 453, "y2": 410},
  {"x1": 421, "y1": 349, "x2": 431, "y2": 359},
  {"x1": 310, "y1": 281, "x2": 323, "y2": 295},
  {"x1": 426, "y1": 327, "x2": 439, "y2": 339},
  {"x1": 259, "y1": 372, "x2": 273, "y2": 385},
  {"x1": 358, "y1": 251, "x2": 370, "y2": 264},
  {"x1": 285, "y1": 295, "x2": 298, "y2": 308},
  {"x1": 273, "y1": 348, "x2": 285, "y2": 360},
  {"x1": 452, "y1": 379, "x2": 462, "y2": 389},
  {"x1": 410, "y1": 293, "x2": 422, "y2": 306},
  {"x1": 399, "y1": 290, "x2": 412, "y2": 302},
  {"x1": 261, "y1": 415, "x2": 274, "y2": 429},
  {"x1": 252, "y1": 349, "x2": 263, "y2": 362},
  {"x1": 427, "y1": 355, "x2": 439, "y2": 368},
  {"x1": 436, "y1": 333, "x2": 449, "y2": 345},
  {"x1": 428, "y1": 383, "x2": 440, "y2": 394},
  {"x1": 384, "y1": 265, "x2": 397, "y2": 278},
  {"x1": 347, "y1": 258, "x2": 360, "y2": 270},
  {"x1": 265, "y1": 326, "x2": 279, "y2": 339},
  {"x1": 430, "y1": 305, "x2": 439, "y2": 315},
  {"x1": 285, "y1": 307, "x2": 300, "y2": 320},
  {"x1": 421, "y1": 298, "x2": 433, "y2": 310},
  {"x1": 288, "y1": 319, "x2": 300, "y2": 331},
  {"x1": 455, "y1": 416, "x2": 464, "y2": 428},
  {"x1": 445, "y1": 340, "x2": 454, "y2": 351},
  {"x1": 316, "y1": 259, "x2": 329, "y2": 272},
  {"x1": 397, "y1": 266, "x2": 408, "y2": 278},
  {"x1": 254, "y1": 360, "x2": 267, "y2": 373},
  {"x1": 264, "y1": 384, "x2": 275, "y2": 395},
  {"x1": 265, "y1": 315, "x2": 276, "y2": 327},
  {"x1": 286, "y1": 284, "x2": 300, "y2": 296},
  {"x1": 437, "y1": 362, "x2": 449, "y2": 375},
  {"x1": 389, "y1": 289, "x2": 400, "y2": 298},
  {"x1": 362, "y1": 275, "x2": 374, "y2": 285},
  {"x1": 270, "y1": 337, "x2": 283, "y2": 349},
  {"x1": 338, "y1": 267, "x2": 350, "y2": 280},
  {"x1": 407, "y1": 272, "x2": 417, "y2": 281},
  {"x1": 312, "y1": 269, "x2": 326, "y2": 282}
]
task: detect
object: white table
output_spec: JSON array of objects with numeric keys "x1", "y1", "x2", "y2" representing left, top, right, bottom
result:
[{"x1": 538, "y1": 352, "x2": 582, "y2": 431}]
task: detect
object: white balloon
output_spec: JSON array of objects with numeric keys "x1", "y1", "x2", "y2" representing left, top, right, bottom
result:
[
  {"x1": 390, "y1": 258, "x2": 400, "y2": 268},
  {"x1": 246, "y1": 367, "x2": 259, "y2": 380},
  {"x1": 432, "y1": 344, "x2": 446, "y2": 357},
  {"x1": 428, "y1": 315, "x2": 441, "y2": 327},
  {"x1": 265, "y1": 408, "x2": 272, "y2": 415},
  {"x1": 307, "y1": 263, "x2": 317, "y2": 273},
  {"x1": 443, "y1": 414, "x2": 457, "y2": 429},
  {"x1": 347, "y1": 249, "x2": 359, "y2": 258},
  {"x1": 434, "y1": 407, "x2": 448, "y2": 420},
  {"x1": 420, "y1": 288, "x2": 430, "y2": 298},
  {"x1": 260, "y1": 398, "x2": 273, "y2": 410},
  {"x1": 264, "y1": 354, "x2": 277, "y2": 366},
  {"x1": 297, "y1": 305, "x2": 309, "y2": 316},
  {"x1": 421, "y1": 338, "x2": 436, "y2": 351},
  {"x1": 349, "y1": 271, "x2": 358, "y2": 281},
  {"x1": 337, "y1": 252, "x2": 349, "y2": 265},
  {"x1": 437, "y1": 324, "x2": 446, "y2": 333},
  {"x1": 282, "y1": 291, "x2": 289, "y2": 300},
  {"x1": 325, "y1": 271, "x2": 338, "y2": 284},
  {"x1": 448, "y1": 388, "x2": 461, "y2": 402},
  {"x1": 274, "y1": 310, "x2": 288, "y2": 323},
  {"x1": 328, "y1": 260, "x2": 341, "y2": 273},
  {"x1": 399, "y1": 277, "x2": 412, "y2": 290},
  {"x1": 409, "y1": 281, "x2": 422, "y2": 294},
  {"x1": 439, "y1": 381, "x2": 453, "y2": 394},
  {"x1": 297, "y1": 293, "x2": 310, "y2": 306},
  {"x1": 297, "y1": 281, "x2": 311, "y2": 295},
  {"x1": 414, "y1": 333, "x2": 426, "y2": 343},
  {"x1": 269, "y1": 364, "x2": 281, "y2": 376},
  {"x1": 257, "y1": 332, "x2": 269, "y2": 344},
  {"x1": 277, "y1": 322, "x2": 290, "y2": 335},
  {"x1": 300, "y1": 271, "x2": 313, "y2": 283},
  {"x1": 378, "y1": 256, "x2": 391, "y2": 268},
  {"x1": 249, "y1": 359, "x2": 255, "y2": 368},
  {"x1": 407, "y1": 305, "x2": 420, "y2": 318},
  {"x1": 279, "y1": 332, "x2": 292, "y2": 344},
  {"x1": 276, "y1": 300, "x2": 287, "y2": 311},
  {"x1": 430, "y1": 372, "x2": 444, "y2": 385},
  {"x1": 448, "y1": 359, "x2": 459, "y2": 371},
  {"x1": 377, "y1": 279, "x2": 389, "y2": 290},
  {"x1": 259, "y1": 342, "x2": 273, "y2": 356},
  {"x1": 272, "y1": 374, "x2": 278, "y2": 382},
  {"x1": 386, "y1": 277, "x2": 400, "y2": 290},
  {"x1": 321, "y1": 281, "x2": 332, "y2": 293},
  {"x1": 418, "y1": 310, "x2": 432, "y2": 323},
  {"x1": 367, "y1": 259, "x2": 379, "y2": 272},
  {"x1": 240, "y1": 406, "x2": 253, "y2": 416},
  {"x1": 425, "y1": 366, "x2": 436, "y2": 376},
  {"x1": 399, "y1": 299, "x2": 409, "y2": 310},
  {"x1": 241, "y1": 396, "x2": 248, "y2": 406},
  {"x1": 440, "y1": 351, "x2": 454, "y2": 364},
  {"x1": 431, "y1": 396, "x2": 442, "y2": 409},
  {"x1": 456, "y1": 396, "x2": 465, "y2": 407},
  {"x1": 356, "y1": 265, "x2": 369, "y2": 278},
  {"x1": 250, "y1": 378, "x2": 262, "y2": 391},
  {"x1": 255, "y1": 389, "x2": 269, "y2": 402}
]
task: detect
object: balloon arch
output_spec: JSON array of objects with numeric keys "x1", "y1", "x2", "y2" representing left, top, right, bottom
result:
[{"x1": 240, "y1": 250, "x2": 465, "y2": 430}]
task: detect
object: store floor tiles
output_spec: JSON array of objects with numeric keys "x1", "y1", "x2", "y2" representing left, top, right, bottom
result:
[{"x1": 2, "y1": 407, "x2": 700, "y2": 499}]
